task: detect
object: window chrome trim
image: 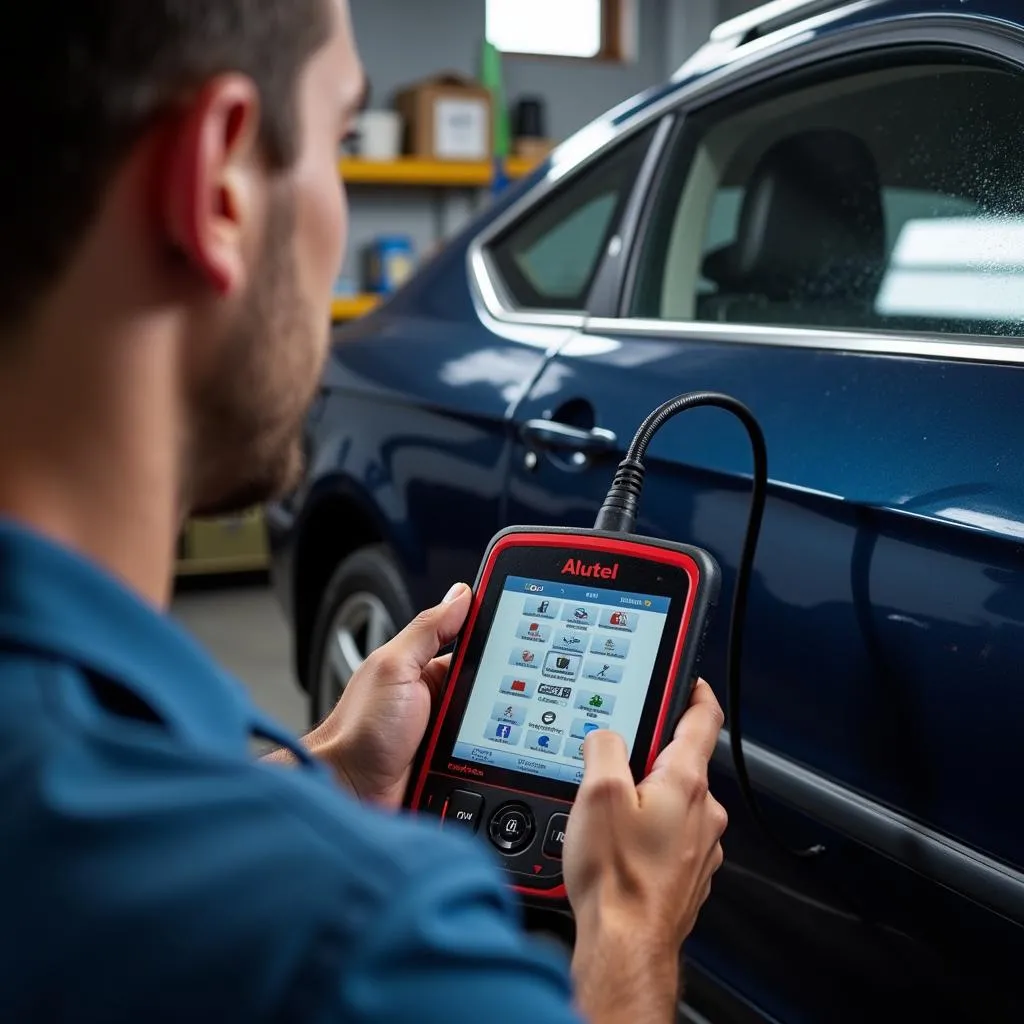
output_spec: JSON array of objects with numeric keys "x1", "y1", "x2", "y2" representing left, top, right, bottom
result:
[
  {"x1": 467, "y1": 245, "x2": 586, "y2": 331},
  {"x1": 713, "y1": 731, "x2": 1024, "y2": 924},
  {"x1": 589, "y1": 114, "x2": 677, "y2": 319},
  {"x1": 710, "y1": 0, "x2": 864, "y2": 43},
  {"x1": 585, "y1": 318, "x2": 1024, "y2": 366},
  {"x1": 467, "y1": 12, "x2": 1024, "y2": 351}
]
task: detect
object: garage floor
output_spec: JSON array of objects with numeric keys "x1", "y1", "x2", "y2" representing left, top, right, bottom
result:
[{"x1": 171, "y1": 577, "x2": 309, "y2": 736}]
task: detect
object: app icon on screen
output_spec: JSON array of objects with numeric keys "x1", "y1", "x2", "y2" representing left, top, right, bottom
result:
[
  {"x1": 517, "y1": 618, "x2": 552, "y2": 643},
  {"x1": 571, "y1": 718, "x2": 609, "y2": 739},
  {"x1": 538, "y1": 683, "x2": 572, "y2": 700},
  {"x1": 495, "y1": 723, "x2": 512, "y2": 740},
  {"x1": 543, "y1": 650, "x2": 582, "y2": 681},
  {"x1": 575, "y1": 690, "x2": 617, "y2": 716},
  {"x1": 553, "y1": 632, "x2": 583, "y2": 651},
  {"x1": 525, "y1": 730, "x2": 563, "y2": 755},
  {"x1": 541, "y1": 711, "x2": 557, "y2": 726},
  {"x1": 583, "y1": 658, "x2": 623, "y2": 684},
  {"x1": 500, "y1": 675, "x2": 537, "y2": 698},
  {"x1": 592, "y1": 634, "x2": 630, "y2": 660},
  {"x1": 600, "y1": 608, "x2": 639, "y2": 633},
  {"x1": 490, "y1": 700, "x2": 527, "y2": 727},
  {"x1": 524, "y1": 596, "x2": 560, "y2": 619},
  {"x1": 564, "y1": 604, "x2": 597, "y2": 629}
]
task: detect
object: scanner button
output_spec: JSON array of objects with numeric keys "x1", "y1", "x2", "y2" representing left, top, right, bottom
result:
[
  {"x1": 543, "y1": 813, "x2": 569, "y2": 859},
  {"x1": 489, "y1": 804, "x2": 535, "y2": 853},
  {"x1": 442, "y1": 790, "x2": 483, "y2": 833}
]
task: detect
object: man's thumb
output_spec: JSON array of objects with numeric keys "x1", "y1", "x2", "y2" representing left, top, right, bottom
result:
[
  {"x1": 580, "y1": 730, "x2": 634, "y2": 787},
  {"x1": 393, "y1": 583, "x2": 472, "y2": 669}
]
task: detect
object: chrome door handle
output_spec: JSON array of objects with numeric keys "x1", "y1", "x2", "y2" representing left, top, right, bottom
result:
[{"x1": 520, "y1": 419, "x2": 618, "y2": 454}]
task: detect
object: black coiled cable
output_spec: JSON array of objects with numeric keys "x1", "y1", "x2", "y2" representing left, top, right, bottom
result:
[{"x1": 595, "y1": 392, "x2": 825, "y2": 860}]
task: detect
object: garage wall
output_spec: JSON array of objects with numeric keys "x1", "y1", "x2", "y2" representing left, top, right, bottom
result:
[
  {"x1": 349, "y1": 0, "x2": 669, "y2": 143},
  {"x1": 717, "y1": 0, "x2": 763, "y2": 19},
  {"x1": 341, "y1": 0, "x2": 677, "y2": 288},
  {"x1": 663, "y1": 0, "x2": 719, "y2": 75},
  {"x1": 339, "y1": 0, "x2": 746, "y2": 288}
]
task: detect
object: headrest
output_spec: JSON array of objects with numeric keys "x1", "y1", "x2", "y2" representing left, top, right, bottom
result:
[{"x1": 704, "y1": 129, "x2": 885, "y2": 303}]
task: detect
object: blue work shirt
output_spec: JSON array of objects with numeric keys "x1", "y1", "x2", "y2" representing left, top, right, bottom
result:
[{"x1": 0, "y1": 521, "x2": 583, "y2": 1023}]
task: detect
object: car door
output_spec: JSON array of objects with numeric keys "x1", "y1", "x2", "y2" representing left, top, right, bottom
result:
[{"x1": 494, "y1": 21, "x2": 1024, "y2": 1024}]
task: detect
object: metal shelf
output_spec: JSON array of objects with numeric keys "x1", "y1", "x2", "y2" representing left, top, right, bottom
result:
[
  {"x1": 175, "y1": 509, "x2": 269, "y2": 578},
  {"x1": 338, "y1": 156, "x2": 540, "y2": 187},
  {"x1": 331, "y1": 294, "x2": 382, "y2": 321}
]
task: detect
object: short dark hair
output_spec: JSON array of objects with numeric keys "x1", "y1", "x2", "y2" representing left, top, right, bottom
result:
[{"x1": 2, "y1": 1, "x2": 332, "y2": 331}]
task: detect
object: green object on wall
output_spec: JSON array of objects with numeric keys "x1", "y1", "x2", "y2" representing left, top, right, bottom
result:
[{"x1": 481, "y1": 38, "x2": 510, "y2": 159}]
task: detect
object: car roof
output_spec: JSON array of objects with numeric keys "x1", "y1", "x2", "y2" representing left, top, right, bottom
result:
[{"x1": 601, "y1": 0, "x2": 1024, "y2": 128}]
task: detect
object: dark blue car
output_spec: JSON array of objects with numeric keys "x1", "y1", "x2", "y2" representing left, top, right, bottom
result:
[{"x1": 269, "y1": 1, "x2": 1024, "y2": 1018}]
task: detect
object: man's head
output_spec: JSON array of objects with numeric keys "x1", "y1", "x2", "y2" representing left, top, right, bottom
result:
[{"x1": 3, "y1": 1, "x2": 363, "y2": 517}]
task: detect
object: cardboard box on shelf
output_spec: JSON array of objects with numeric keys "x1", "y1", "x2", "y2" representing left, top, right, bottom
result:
[{"x1": 395, "y1": 73, "x2": 493, "y2": 162}]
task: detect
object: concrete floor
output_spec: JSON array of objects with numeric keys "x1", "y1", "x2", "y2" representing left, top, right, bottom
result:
[{"x1": 171, "y1": 578, "x2": 309, "y2": 735}]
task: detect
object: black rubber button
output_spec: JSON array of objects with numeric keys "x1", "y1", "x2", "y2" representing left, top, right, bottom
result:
[
  {"x1": 542, "y1": 813, "x2": 569, "y2": 859},
  {"x1": 488, "y1": 803, "x2": 535, "y2": 853},
  {"x1": 442, "y1": 790, "x2": 483, "y2": 833}
]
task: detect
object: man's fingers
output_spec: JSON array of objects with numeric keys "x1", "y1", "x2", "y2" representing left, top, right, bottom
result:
[
  {"x1": 647, "y1": 680, "x2": 724, "y2": 784},
  {"x1": 422, "y1": 654, "x2": 453, "y2": 705},
  {"x1": 671, "y1": 679, "x2": 725, "y2": 763},
  {"x1": 380, "y1": 584, "x2": 471, "y2": 673}
]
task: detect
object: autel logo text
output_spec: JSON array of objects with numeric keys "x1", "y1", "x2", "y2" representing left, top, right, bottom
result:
[{"x1": 561, "y1": 558, "x2": 620, "y2": 580}]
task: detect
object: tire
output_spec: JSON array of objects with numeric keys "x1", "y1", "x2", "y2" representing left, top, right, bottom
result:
[{"x1": 306, "y1": 544, "x2": 415, "y2": 725}]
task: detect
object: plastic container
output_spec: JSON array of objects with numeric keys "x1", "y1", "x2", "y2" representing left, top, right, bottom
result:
[
  {"x1": 357, "y1": 110, "x2": 402, "y2": 160},
  {"x1": 365, "y1": 236, "x2": 416, "y2": 295},
  {"x1": 332, "y1": 270, "x2": 359, "y2": 298}
]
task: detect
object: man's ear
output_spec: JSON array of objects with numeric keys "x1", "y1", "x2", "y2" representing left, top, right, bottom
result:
[{"x1": 159, "y1": 74, "x2": 263, "y2": 297}]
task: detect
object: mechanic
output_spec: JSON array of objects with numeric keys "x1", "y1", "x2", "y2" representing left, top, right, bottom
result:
[{"x1": 0, "y1": 3, "x2": 728, "y2": 1023}]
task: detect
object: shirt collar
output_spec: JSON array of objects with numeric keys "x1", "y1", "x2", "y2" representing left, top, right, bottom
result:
[{"x1": 0, "y1": 518, "x2": 291, "y2": 756}]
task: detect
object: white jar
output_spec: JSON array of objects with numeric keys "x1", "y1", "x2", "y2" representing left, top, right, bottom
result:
[{"x1": 357, "y1": 110, "x2": 402, "y2": 161}]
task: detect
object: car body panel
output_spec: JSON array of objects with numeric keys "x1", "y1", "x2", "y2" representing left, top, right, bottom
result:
[{"x1": 506, "y1": 324, "x2": 1024, "y2": 1020}]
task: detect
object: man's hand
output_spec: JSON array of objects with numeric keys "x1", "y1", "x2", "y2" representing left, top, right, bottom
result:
[
  {"x1": 564, "y1": 680, "x2": 728, "y2": 1024},
  {"x1": 300, "y1": 583, "x2": 472, "y2": 809}
]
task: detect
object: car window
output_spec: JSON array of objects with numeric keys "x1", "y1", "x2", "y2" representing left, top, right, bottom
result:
[
  {"x1": 630, "y1": 63, "x2": 1024, "y2": 338},
  {"x1": 487, "y1": 125, "x2": 655, "y2": 311}
]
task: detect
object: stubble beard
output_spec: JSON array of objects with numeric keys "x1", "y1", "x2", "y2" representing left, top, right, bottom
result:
[{"x1": 186, "y1": 189, "x2": 326, "y2": 520}]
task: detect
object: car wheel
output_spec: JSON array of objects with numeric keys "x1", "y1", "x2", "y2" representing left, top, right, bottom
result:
[{"x1": 307, "y1": 544, "x2": 415, "y2": 724}]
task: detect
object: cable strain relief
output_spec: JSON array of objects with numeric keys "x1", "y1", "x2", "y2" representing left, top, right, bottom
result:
[{"x1": 593, "y1": 459, "x2": 646, "y2": 534}]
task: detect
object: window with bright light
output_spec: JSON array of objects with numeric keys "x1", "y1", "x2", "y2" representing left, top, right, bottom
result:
[{"x1": 486, "y1": 0, "x2": 604, "y2": 58}]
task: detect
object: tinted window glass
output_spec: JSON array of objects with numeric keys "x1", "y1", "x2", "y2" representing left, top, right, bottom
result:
[
  {"x1": 488, "y1": 126, "x2": 654, "y2": 311},
  {"x1": 632, "y1": 64, "x2": 1024, "y2": 338}
]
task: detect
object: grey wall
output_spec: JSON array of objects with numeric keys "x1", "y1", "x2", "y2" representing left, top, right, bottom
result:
[
  {"x1": 663, "y1": 0, "x2": 719, "y2": 74},
  {"x1": 717, "y1": 0, "x2": 761, "y2": 20}
]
